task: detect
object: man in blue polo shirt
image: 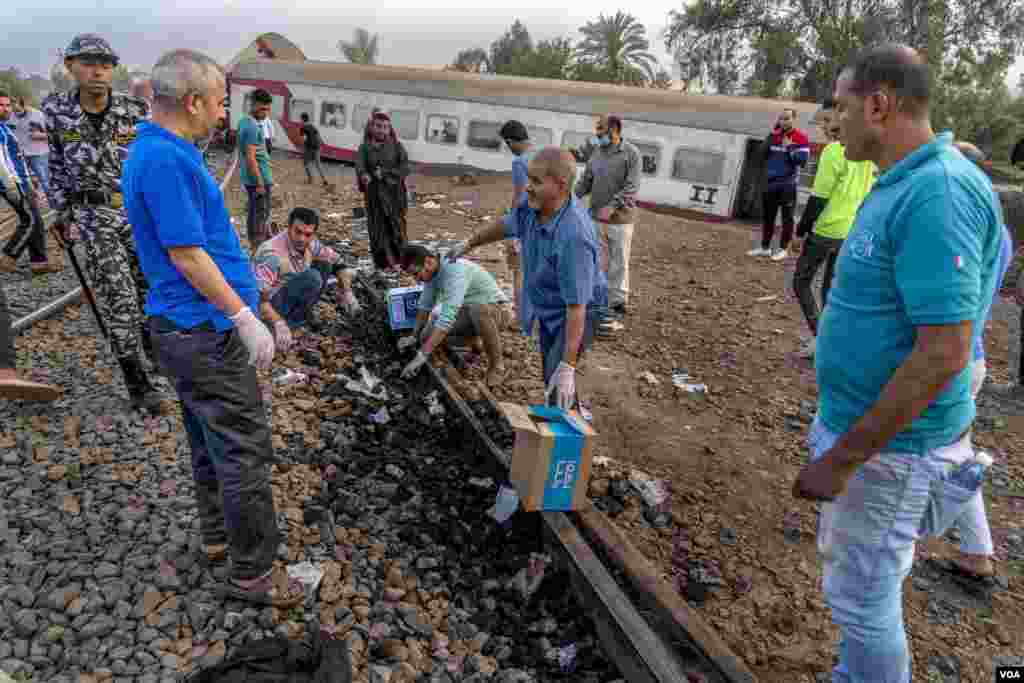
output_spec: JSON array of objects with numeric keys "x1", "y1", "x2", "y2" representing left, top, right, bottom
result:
[
  {"x1": 448, "y1": 147, "x2": 606, "y2": 410},
  {"x1": 123, "y1": 49, "x2": 301, "y2": 609},
  {"x1": 793, "y1": 45, "x2": 1002, "y2": 683}
]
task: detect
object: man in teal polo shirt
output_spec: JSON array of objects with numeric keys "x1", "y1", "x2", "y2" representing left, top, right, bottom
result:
[
  {"x1": 793, "y1": 45, "x2": 1002, "y2": 683},
  {"x1": 238, "y1": 89, "x2": 273, "y2": 252}
]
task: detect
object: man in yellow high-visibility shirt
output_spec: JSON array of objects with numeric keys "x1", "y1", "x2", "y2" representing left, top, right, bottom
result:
[{"x1": 792, "y1": 98, "x2": 876, "y2": 358}]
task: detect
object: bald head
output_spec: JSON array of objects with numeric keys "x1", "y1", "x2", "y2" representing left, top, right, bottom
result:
[
  {"x1": 953, "y1": 141, "x2": 987, "y2": 167},
  {"x1": 129, "y1": 77, "x2": 153, "y2": 102},
  {"x1": 846, "y1": 43, "x2": 930, "y2": 118},
  {"x1": 531, "y1": 147, "x2": 577, "y2": 184}
]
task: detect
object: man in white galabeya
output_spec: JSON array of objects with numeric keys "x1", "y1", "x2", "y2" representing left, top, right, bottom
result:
[{"x1": 793, "y1": 44, "x2": 1003, "y2": 683}]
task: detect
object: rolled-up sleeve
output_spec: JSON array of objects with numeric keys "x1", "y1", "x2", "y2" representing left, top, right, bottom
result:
[
  {"x1": 503, "y1": 205, "x2": 524, "y2": 240},
  {"x1": 557, "y1": 231, "x2": 596, "y2": 306},
  {"x1": 433, "y1": 262, "x2": 469, "y2": 331}
]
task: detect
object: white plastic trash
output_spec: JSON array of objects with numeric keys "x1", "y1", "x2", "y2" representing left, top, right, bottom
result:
[
  {"x1": 488, "y1": 485, "x2": 520, "y2": 523},
  {"x1": 286, "y1": 561, "x2": 324, "y2": 600},
  {"x1": 630, "y1": 471, "x2": 669, "y2": 507}
]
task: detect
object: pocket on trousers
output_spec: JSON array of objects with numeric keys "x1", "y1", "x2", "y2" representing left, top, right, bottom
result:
[
  {"x1": 919, "y1": 468, "x2": 978, "y2": 538},
  {"x1": 830, "y1": 456, "x2": 918, "y2": 548}
]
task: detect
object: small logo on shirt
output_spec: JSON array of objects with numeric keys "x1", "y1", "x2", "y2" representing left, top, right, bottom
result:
[{"x1": 849, "y1": 230, "x2": 876, "y2": 259}]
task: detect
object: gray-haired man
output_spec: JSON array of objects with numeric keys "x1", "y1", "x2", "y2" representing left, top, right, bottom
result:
[{"x1": 123, "y1": 48, "x2": 301, "y2": 608}]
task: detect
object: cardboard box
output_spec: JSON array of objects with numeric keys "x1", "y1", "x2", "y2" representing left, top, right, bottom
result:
[
  {"x1": 386, "y1": 285, "x2": 423, "y2": 331},
  {"x1": 498, "y1": 403, "x2": 596, "y2": 511}
]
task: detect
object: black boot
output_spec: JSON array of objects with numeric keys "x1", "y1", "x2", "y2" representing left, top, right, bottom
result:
[{"x1": 118, "y1": 355, "x2": 165, "y2": 415}]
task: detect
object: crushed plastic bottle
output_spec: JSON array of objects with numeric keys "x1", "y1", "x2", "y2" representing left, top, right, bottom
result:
[
  {"x1": 488, "y1": 485, "x2": 520, "y2": 523},
  {"x1": 273, "y1": 369, "x2": 309, "y2": 386},
  {"x1": 949, "y1": 451, "x2": 993, "y2": 492}
]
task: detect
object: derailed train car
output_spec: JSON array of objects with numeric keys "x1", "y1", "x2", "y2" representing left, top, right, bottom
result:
[{"x1": 227, "y1": 58, "x2": 824, "y2": 222}]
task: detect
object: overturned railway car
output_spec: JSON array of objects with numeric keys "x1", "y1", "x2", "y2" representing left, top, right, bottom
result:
[{"x1": 227, "y1": 59, "x2": 824, "y2": 221}]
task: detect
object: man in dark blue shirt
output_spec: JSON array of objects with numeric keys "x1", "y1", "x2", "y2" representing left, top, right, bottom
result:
[{"x1": 123, "y1": 48, "x2": 301, "y2": 608}]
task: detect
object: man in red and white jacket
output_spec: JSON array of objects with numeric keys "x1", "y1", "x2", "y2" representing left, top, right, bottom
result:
[{"x1": 749, "y1": 109, "x2": 810, "y2": 261}]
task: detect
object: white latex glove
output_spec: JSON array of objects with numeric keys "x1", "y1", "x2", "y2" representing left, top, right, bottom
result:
[
  {"x1": 229, "y1": 306, "x2": 276, "y2": 371},
  {"x1": 273, "y1": 320, "x2": 293, "y2": 355},
  {"x1": 446, "y1": 241, "x2": 469, "y2": 262},
  {"x1": 402, "y1": 351, "x2": 428, "y2": 379},
  {"x1": 544, "y1": 361, "x2": 576, "y2": 411},
  {"x1": 340, "y1": 289, "x2": 362, "y2": 314}
]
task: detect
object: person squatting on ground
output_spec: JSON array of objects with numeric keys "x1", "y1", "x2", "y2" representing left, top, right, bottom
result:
[
  {"x1": 253, "y1": 206, "x2": 362, "y2": 351},
  {"x1": 10, "y1": 96, "x2": 52, "y2": 198},
  {"x1": 749, "y1": 108, "x2": 810, "y2": 261},
  {"x1": 399, "y1": 244, "x2": 511, "y2": 388},
  {"x1": 238, "y1": 88, "x2": 274, "y2": 252},
  {"x1": 791, "y1": 99, "x2": 875, "y2": 359},
  {"x1": 356, "y1": 111, "x2": 410, "y2": 270},
  {"x1": 575, "y1": 114, "x2": 640, "y2": 323},
  {"x1": 123, "y1": 48, "x2": 302, "y2": 608},
  {"x1": 448, "y1": 148, "x2": 607, "y2": 411},
  {"x1": 0, "y1": 284, "x2": 62, "y2": 401},
  {"x1": 793, "y1": 44, "x2": 1004, "y2": 683},
  {"x1": 299, "y1": 112, "x2": 329, "y2": 187},
  {"x1": 44, "y1": 33, "x2": 164, "y2": 413},
  {"x1": 499, "y1": 119, "x2": 534, "y2": 328},
  {"x1": 1, "y1": 90, "x2": 58, "y2": 275}
]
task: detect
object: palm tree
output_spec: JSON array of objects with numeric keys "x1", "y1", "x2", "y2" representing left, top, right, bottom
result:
[
  {"x1": 339, "y1": 28, "x2": 380, "y2": 65},
  {"x1": 576, "y1": 12, "x2": 658, "y2": 85}
]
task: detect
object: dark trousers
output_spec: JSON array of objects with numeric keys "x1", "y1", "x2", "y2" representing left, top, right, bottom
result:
[
  {"x1": 2, "y1": 186, "x2": 46, "y2": 263},
  {"x1": 244, "y1": 183, "x2": 273, "y2": 251},
  {"x1": 0, "y1": 286, "x2": 14, "y2": 370},
  {"x1": 540, "y1": 310, "x2": 598, "y2": 408},
  {"x1": 303, "y1": 148, "x2": 327, "y2": 183},
  {"x1": 761, "y1": 186, "x2": 797, "y2": 250},
  {"x1": 149, "y1": 316, "x2": 279, "y2": 580},
  {"x1": 1019, "y1": 308, "x2": 1024, "y2": 384},
  {"x1": 792, "y1": 233, "x2": 844, "y2": 335},
  {"x1": 268, "y1": 267, "x2": 328, "y2": 328}
]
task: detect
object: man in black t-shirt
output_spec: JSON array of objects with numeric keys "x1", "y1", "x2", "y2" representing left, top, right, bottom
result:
[{"x1": 299, "y1": 113, "x2": 328, "y2": 186}]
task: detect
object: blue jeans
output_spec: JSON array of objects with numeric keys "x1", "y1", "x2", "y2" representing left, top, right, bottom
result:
[
  {"x1": 26, "y1": 155, "x2": 49, "y2": 195},
  {"x1": 808, "y1": 418, "x2": 975, "y2": 683},
  {"x1": 244, "y1": 183, "x2": 273, "y2": 250},
  {"x1": 270, "y1": 268, "x2": 327, "y2": 328}
]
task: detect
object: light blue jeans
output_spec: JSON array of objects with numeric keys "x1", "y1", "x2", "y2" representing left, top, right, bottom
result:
[{"x1": 808, "y1": 417, "x2": 975, "y2": 683}]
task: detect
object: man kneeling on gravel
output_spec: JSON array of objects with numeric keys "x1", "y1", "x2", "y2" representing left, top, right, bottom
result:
[
  {"x1": 253, "y1": 206, "x2": 362, "y2": 353},
  {"x1": 123, "y1": 48, "x2": 302, "y2": 608},
  {"x1": 399, "y1": 243, "x2": 510, "y2": 387}
]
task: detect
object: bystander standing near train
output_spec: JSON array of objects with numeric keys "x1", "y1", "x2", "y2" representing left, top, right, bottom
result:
[
  {"x1": 749, "y1": 108, "x2": 810, "y2": 261},
  {"x1": 793, "y1": 45, "x2": 1003, "y2": 683},
  {"x1": 123, "y1": 48, "x2": 302, "y2": 608},
  {"x1": 356, "y1": 111, "x2": 410, "y2": 270},
  {"x1": 499, "y1": 119, "x2": 534, "y2": 329},
  {"x1": 238, "y1": 89, "x2": 274, "y2": 252},
  {"x1": 449, "y1": 148, "x2": 607, "y2": 411}
]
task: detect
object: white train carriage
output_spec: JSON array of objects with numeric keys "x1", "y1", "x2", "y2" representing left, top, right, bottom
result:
[{"x1": 227, "y1": 59, "x2": 824, "y2": 221}]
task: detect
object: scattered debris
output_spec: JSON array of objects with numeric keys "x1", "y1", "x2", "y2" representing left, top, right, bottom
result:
[
  {"x1": 287, "y1": 561, "x2": 324, "y2": 601},
  {"x1": 488, "y1": 485, "x2": 520, "y2": 523},
  {"x1": 629, "y1": 471, "x2": 669, "y2": 507}
]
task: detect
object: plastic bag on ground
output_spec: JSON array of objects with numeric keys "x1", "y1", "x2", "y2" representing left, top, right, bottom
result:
[
  {"x1": 630, "y1": 470, "x2": 669, "y2": 507},
  {"x1": 287, "y1": 561, "x2": 324, "y2": 601},
  {"x1": 488, "y1": 485, "x2": 519, "y2": 523}
]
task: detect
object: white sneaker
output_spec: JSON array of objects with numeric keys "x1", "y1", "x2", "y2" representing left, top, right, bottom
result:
[
  {"x1": 770, "y1": 248, "x2": 788, "y2": 261},
  {"x1": 798, "y1": 337, "x2": 816, "y2": 359},
  {"x1": 747, "y1": 247, "x2": 770, "y2": 257}
]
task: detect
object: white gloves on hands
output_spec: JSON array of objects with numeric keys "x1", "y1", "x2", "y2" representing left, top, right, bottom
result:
[
  {"x1": 230, "y1": 306, "x2": 276, "y2": 371},
  {"x1": 544, "y1": 361, "x2": 576, "y2": 411},
  {"x1": 273, "y1": 320, "x2": 293, "y2": 355},
  {"x1": 397, "y1": 336, "x2": 418, "y2": 351},
  {"x1": 402, "y1": 351, "x2": 429, "y2": 379}
]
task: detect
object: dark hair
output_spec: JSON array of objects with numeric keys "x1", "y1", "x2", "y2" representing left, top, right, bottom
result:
[
  {"x1": 500, "y1": 120, "x2": 529, "y2": 142},
  {"x1": 606, "y1": 115, "x2": 623, "y2": 134},
  {"x1": 250, "y1": 88, "x2": 273, "y2": 105},
  {"x1": 845, "y1": 43, "x2": 930, "y2": 116},
  {"x1": 288, "y1": 207, "x2": 319, "y2": 227},
  {"x1": 401, "y1": 244, "x2": 433, "y2": 270},
  {"x1": 0, "y1": 89, "x2": 10, "y2": 101},
  {"x1": 820, "y1": 97, "x2": 836, "y2": 110},
  {"x1": 301, "y1": 112, "x2": 309, "y2": 122}
]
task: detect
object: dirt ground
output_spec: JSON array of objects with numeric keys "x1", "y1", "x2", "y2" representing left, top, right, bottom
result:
[{"x1": 228, "y1": 153, "x2": 1023, "y2": 683}]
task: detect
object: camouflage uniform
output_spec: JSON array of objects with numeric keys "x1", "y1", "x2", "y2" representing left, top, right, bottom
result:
[{"x1": 43, "y1": 61, "x2": 150, "y2": 362}]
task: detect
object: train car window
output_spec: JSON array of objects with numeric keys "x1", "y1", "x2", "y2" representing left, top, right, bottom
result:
[
  {"x1": 389, "y1": 110, "x2": 421, "y2": 141},
  {"x1": 321, "y1": 102, "x2": 347, "y2": 129},
  {"x1": 672, "y1": 148, "x2": 725, "y2": 185},
  {"x1": 467, "y1": 121, "x2": 504, "y2": 152},
  {"x1": 352, "y1": 104, "x2": 374, "y2": 132},
  {"x1": 561, "y1": 132, "x2": 591, "y2": 163},
  {"x1": 426, "y1": 115, "x2": 460, "y2": 144},
  {"x1": 528, "y1": 126, "x2": 553, "y2": 147},
  {"x1": 291, "y1": 99, "x2": 314, "y2": 125},
  {"x1": 631, "y1": 142, "x2": 661, "y2": 176}
]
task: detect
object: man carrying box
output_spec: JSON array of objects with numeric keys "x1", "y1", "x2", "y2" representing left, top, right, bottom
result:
[
  {"x1": 447, "y1": 147, "x2": 607, "y2": 410},
  {"x1": 399, "y1": 244, "x2": 511, "y2": 387}
]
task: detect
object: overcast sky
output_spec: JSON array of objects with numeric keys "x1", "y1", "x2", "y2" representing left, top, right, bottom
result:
[{"x1": 2, "y1": 0, "x2": 1021, "y2": 90}]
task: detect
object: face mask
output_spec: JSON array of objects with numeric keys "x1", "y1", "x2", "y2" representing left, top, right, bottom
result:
[{"x1": 591, "y1": 134, "x2": 611, "y2": 147}]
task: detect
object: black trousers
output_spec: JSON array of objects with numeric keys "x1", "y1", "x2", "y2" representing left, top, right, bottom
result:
[
  {"x1": 761, "y1": 186, "x2": 797, "y2": 250},
  {"x1": 0, "y1": 286, "x2": 14, "y2": 370},
  {"x1": 150, "y1": 316, "x2": 279, "y2": 580},
  {"x1": 1, "y1": 186, "x2": 46, "y2": 262},
  {"x1": 792, "y1": 233, "x2": 844, "y2": 335}
]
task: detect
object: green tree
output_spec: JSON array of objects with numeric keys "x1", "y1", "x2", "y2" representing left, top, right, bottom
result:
[
  {"x1": 0, "y1": 68, "x2": 35, "y2": 103},
  {"x1": 448, "y1": 47, "x2": 491, "y2": 73},
  {"x1": 576, "y1": 12, "x2": 658, "y2": 85},
  {"x1": 504, "y1": 38, "x2": 576, "y2": 80},
  {"x1": 490, "y1": 20, "x2": 534, "y2": 74},
  {"x1": 338, "y1": 28, "x2": 380, "y2": 65}
]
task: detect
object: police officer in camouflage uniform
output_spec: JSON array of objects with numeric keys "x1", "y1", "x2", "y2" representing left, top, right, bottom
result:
[{"x1": 44, "y1": 34, "x2": 164, "y2": 413}]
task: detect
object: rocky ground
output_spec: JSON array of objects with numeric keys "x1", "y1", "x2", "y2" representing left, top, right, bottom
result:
[{"x1": 3, "y1": 152, "x2": 1022, "y2": 683}]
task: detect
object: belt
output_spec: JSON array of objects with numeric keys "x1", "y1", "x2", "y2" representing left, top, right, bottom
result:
[
  {"x1": 69, "y1": 190, "x2": 123, "y2": 209},
  {"x1": 150, "y1": 316, "x2": 216, "y2": 335}
]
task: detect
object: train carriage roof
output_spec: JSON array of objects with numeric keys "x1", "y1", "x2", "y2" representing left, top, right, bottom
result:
[{"x1": 230, "y1": 59, "x2": 825, "y2": 140}]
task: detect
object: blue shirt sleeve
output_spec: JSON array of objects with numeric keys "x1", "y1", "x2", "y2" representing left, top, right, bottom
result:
[
  {"x1": 502, "y1": 206, "x2": 523, "y2": 240},
  {"x1": 433, "y1": 261, "x2": 469, "y2": 331},
  {"x1": 512, "y1": 156, "x2": 529, "y2": 189},
  {"x1": 141, "y1": 156, "x2": 207, "y2": 249},
  {"x1": 556, "y1": 225, "x2": 597, "y2": 307},
  {"x1": 239, "y1": 119, "x2": 261, "y2": 149},
  {"x1": 417, "y1": 279, "x2": 437, "y2": 313},
  {"x1": 893, "y1": 193, "x2": 985, "y2": 326}
]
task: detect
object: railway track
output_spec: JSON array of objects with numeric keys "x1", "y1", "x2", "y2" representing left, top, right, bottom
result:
[{"x1": 354, "y1": 276, "x2": 758, "y2": 683}]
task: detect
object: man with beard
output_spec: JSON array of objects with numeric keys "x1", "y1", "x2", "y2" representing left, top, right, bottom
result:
[
  {"x1": 749, "y1": 108, "x2": 810, "y2": 260},
  {"x1": 356, "y1": 111, "x2": 410, "y2": 270}
]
